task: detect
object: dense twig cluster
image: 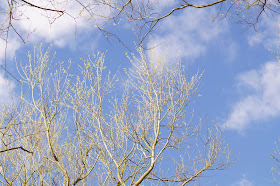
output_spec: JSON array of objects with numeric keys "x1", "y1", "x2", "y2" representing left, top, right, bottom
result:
[{"x1": 0, "y1": 46, "x2": 232, "y2": 185}]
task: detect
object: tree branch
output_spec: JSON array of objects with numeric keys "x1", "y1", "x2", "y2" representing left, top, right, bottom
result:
[
  {"x1": 0, "y1": 146, "x2": 33, "y2": 154},
  {"x1": 20, "y1": 0, "x2": 64, "y2": 13}
]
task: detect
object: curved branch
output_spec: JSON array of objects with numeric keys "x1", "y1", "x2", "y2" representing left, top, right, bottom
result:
[
  {"x1": 147, "y1": 0, "x2": 226, "y2": 23},
  {"x1": 20, "y1": 0, "x2": 64, "y2": 13},
  {"x1": 0, "y1": 146, "x2": 33, "y2": 154}
]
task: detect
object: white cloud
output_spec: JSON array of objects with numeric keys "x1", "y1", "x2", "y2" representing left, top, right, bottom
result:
[
  {"x1": 13, "y1": 0, "x2": 98, "y2": 48},
  {"x1": 231, "y1": 176, "x2": 254, "y2": 186},
  {"x1": 224, "y1": 61, "x2": 280, "y2": 132},
  {"x1": 0, "y1": 0, "x2": 112, "y2": 64},
  {"x1": 145, "y1": 0, "x2": 177, "y2": 11},
  {"x1": 0, "y1": 73, "x2": 14, "y2": 104},
  {"x1": 248, "y1": 15, "x2": 280, "y2": 50},
  {"x1": 0, "y1": 38, "x2": 21, "y2": 63},
  {"x1": 147, "y1": 7, "x2": 230, "y2": 64}
]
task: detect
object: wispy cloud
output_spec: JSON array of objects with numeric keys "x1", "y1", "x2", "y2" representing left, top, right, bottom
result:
[
  {"x1": 248, "y1": 15, "x2": 280, "y2": 50},
  {"x1": 147, "y1": 7, "x2": 230, "y2": 63},
  {"x1": 224, "y1": 61, "x2": 280, "y2": 132},
  {"x1": 231, "y1": 176, "x2": 254, "y2": 186},
  {"x1": 0, "y1": 37, "x2": 21, "y2": 64},
  {"x1": 0, "y1": 73, "x2": 14, "y2": 104},
  {"x1": 145, "y1": 0, "x2": 177, "y2": 11}
]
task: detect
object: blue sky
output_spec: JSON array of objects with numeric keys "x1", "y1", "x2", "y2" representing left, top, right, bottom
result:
[{"x1": 1, "y1": 1, "x2": 280, "y2": 185}]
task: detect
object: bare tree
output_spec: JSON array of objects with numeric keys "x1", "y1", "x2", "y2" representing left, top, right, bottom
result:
[
  {"x1": 0, "y1": 45, "x2": 232, "y2": 185},
  {"x1": 1, "y1": 0, "x2": 279, "y2": 46},
  {"x1": 1, "y1": 0, "x2": 278, "y2": 81}
]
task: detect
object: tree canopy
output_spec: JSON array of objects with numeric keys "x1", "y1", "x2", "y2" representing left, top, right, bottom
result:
[{"x1": 0, "y1": 46, "x2": 232, "y2": 185}]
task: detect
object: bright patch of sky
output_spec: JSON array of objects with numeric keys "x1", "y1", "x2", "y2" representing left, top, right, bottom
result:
[
  {"x1": 231, "y1": 175, "x2": 254, "y2": 186},
  {"x1": 1, "y1": 0, "x2": 280, "y2": 185}
]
